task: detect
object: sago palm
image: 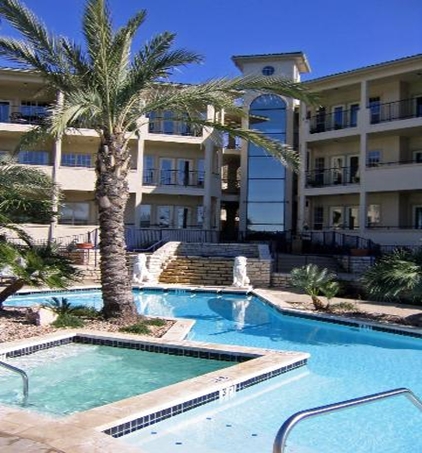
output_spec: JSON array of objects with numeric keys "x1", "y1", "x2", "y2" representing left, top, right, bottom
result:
[
  {"x1": 290, "y1": 264, "x2": 338, "y2": 310},
  {"x1": 0, "y1": 242, "x2": 81, "y2": 308},
  {"x1": 0, "y1": 0, "x2": 316, "y2": 319}
]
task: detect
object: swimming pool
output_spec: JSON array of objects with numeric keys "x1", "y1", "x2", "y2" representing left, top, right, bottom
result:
[
  {"x1": 5, "y1": 288, "x2": 422, "y2": 452},
  {"x1": 0, "y1": 342, "x2": 234, "y2": 415}
]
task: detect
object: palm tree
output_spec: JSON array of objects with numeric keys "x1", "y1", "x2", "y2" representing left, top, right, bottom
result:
[
  {"x1": 0, "y1": 0, "x2": 316, "y2": 319},
  {"x1": 290, "y1": 264, "x2": 338, "y2": 310},
  {"x1": 0, "y1": 242, "x2": 81, "y2": 309},
  {"x1": 0, "y1": 155, "x2": 56, "y2": 237},
  {"x1": 361, "y1": 248, "x2": 422, "y2": 303}
]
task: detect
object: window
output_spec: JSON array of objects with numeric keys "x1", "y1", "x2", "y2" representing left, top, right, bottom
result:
[
  {"x1": 0, "y1": 101, "x2": 10, "y2": 123},
  {"x1": 176, "y1": 207, "x2": 190, "y2": 228},
  {"x1": 369, "y1": 97, "x2": 381, "y2": 124},
  {"x1": 330, "y1": 206, "x2": 343, "y2": 229},
  {"x1": 61, "y1": 153, "x2": 92, "y2": 167},
  {"x1": 313, "y1": 206, "x2": 324, "y2": 230},
  {"x1": 314, "y1": 157, "x2": 325, "y2": 186},
  {"x1": 367, "y1": 204, "x2": 381, "y2": 227},
  {"x1": 18, "y1": 150, "x2": 49, "y2": 165},
  {"x1": 177, "y1": 159, "x2": 193, "y2": 186},
  {"x1": 367, "y1": 150, "x2": 381, "y2": 167},
  {"x1": 349, "y1": 103, "x2": 359, "y2": 127},
  {"x1": 346, "y1": 206, "x2": 359, "y2": 229},
  {"x1": 331, "y1": 156, "x2": 345, "y2": 184},
  {"x1": 415, "y1": 96, "x2": 422, "y2": 117},
  {"x1": 143, "y1": 155, "x2": 155, "y2": 184},
  {"x1": 262, "y1": 66, "x2": 275, "y2": 76},
  {"x1": 197, "y1": 159, "x2": 205, "y2": 186},
  {"x1": 413, "y1": 151, "x2": 422, "y2": 163},
  {"x1": 20, "y1": 101, "x2": 48, "y2": 117},
  {"x1": 60, "y1": 202, "x2": 89, "y2": 225},
  {"x1": 414, "y1": 206, "x2": 422, "y2": 229},
  {"x1": 348, "y1": 155, "x2": 360, "y2": 183},
  {"x1": 332, "y1": 105, "x2": 344, "y2": 129},
  {"x1": 157, "y1": 206, "x2": 172, "y2": 227},
  {"x1": 247, "y1": 94, "x2": 287, "y2": 232},
  {"x1": 139, "y1": 205, "x2": 151, "y2": 227},
  {"x1": 160, "y1": 158, "x2": 174, "y2": 185},
  {"x1": 197, "y1": 206, "x2": 204, "y2": 227}
]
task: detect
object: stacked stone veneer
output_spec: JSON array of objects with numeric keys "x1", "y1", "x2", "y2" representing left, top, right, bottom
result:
[{"x1": 146, "y1": 242, "x2": 272, "y2": 287}]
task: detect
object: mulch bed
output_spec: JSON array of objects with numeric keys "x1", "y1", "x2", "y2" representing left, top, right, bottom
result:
[{"x1": 0, "y1": 307, "x2": 174, "y2": 343}]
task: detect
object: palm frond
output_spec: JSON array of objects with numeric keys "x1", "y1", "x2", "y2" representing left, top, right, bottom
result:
[{"x1": 0, "y1": 0, "x2": 61, "y2": 67}]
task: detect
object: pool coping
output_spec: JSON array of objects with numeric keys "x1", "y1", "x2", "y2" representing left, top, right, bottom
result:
[
  {"x1": 3, "y1": 284, "x2": 422, "y2": 453},
  {"x1": 0, "y1": 328, "x2": 309, "y2": 453}
]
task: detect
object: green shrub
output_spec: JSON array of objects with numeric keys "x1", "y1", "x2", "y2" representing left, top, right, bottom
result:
[
  {"x1": 144, "y1": 318, "x2": 166, "y2": 327},
  {"x1": 71, "y1": 306, "x2": 100, "y2": 318},
  {"x1": 52, "y1": 313, "x2": 85, "y2": 328},
  {"x1": 119, "y1": 322, "x2": 151, "y2": 335}
]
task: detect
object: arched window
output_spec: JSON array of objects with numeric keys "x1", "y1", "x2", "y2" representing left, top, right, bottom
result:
[{"x1": 246, "y1": 95, "x2": 287, "y2": 233}]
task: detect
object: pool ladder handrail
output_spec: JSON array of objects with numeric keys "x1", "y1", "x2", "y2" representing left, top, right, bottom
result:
[
  {"x1": 0, "y1": 359, "x2": 29, "y2": 405},
  {"x1": 273, "y1": 387, "x2": 422, "y2": 453}
]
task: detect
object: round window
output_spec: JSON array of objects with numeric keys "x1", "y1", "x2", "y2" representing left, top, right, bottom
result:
[{"x1": 262, "y1": 66, "x2": 275, "y2": 76}]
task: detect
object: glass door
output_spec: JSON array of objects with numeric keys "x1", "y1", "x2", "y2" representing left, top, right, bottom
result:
[
  {"x1": 176, "y1": 207, "x2": 190, "y2": 228},
  {"x1": 160, "y1": 158, "x2": 174, "y2": 185},
  {"x1": 331, "y1": 156, "x2": 345, "y2": 184},
  {"x1": 329, "y1": 206, "x2": 343, "y2": 229},
  {"x1": 348, "y1": 155, "x2": 360, "y2": 183},
  {"x1": 177, "y1": 159, "x2": 193, "y2": 186}
]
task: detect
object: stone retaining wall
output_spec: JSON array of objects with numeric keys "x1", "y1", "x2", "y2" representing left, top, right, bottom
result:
[{"x1": 155, "y1": 242, "x2": 271, "y2": 287}]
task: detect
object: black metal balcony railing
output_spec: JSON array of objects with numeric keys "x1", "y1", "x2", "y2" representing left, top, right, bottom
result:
[
  {"x1": 366, "y1": 158, "x2": 422, "y2": 168},
  {"x1": 306, "y1": 166, "x2": 360, "y2": 187},
  {"x1": 148, "y1": 120, "x2": 202, "y2": 137},
  {"x1": 143, "y1": 169, "x2": 205, "y2": 187},
  {"x1": 309, "y1": 108, "x2": 359, "y2": 134},
  {"x1": 221, "y1": 177, "x2": 241, "y2": 194},
  {"x1": 370, "y1": 98, "x2": 422, "y2": 124}
]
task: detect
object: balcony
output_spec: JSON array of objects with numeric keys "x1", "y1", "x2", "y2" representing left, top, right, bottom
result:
[
  {"x1": 143, "y1": 169, "x2": 205, "y2": 188},
  {"x1": 306, "y1": 166, "x2": 360, "y2": 188},
  {"x1": 309, "y1": 108, "x2": 358, "y2": 134},
  {"x1": 370, "y1": 98, "x2": 422, "y2": 124},
  {"x1": 365, "y1": 159, "x2": 422, "y2": 191},
  {"x1": 148, "y1": 119, "x2": 202, "y2": 137}
]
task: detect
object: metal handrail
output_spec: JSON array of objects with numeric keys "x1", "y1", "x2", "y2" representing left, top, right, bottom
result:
[
  {"x1": 0, "y1": 360, "x2": 29, "y2": 405},
  {"x1": 273, "y1": 388, "x2": 422, "y2": 453}
]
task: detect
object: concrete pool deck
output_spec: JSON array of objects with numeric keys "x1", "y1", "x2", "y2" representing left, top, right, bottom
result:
[{"x1": 0, "y1": 325, "x2": 309, "y2": 453}]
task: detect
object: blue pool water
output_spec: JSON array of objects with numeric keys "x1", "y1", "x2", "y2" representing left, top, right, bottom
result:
[
  {"x1": 6, "y1": 289, "x2": 422, "y2": 452},
  {"x1": 0, "y1": 342, "x2": 232, "y2": 416}
]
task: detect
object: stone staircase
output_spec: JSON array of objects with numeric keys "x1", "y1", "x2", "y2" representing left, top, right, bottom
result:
[
  {"x1": 276, "y1": 253, "x2": 344, "y2": 274},
  {"x1": 129, "y1": 241, "x2": 272, "y2": 287}
]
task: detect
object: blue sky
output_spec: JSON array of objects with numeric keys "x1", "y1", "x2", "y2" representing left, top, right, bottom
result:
[{"x1": 1, "y1": 0, "x2": 421, "y2": 83}]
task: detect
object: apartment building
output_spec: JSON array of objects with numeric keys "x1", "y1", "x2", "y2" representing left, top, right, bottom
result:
[
  {"x1": 1, "y1": 52, "x2": 421, "y2": 249},
  {"x1": 0, "y1": 68, "x2": 222, "y2": 246},
  {"x1": 298, "y1": 53, "x2": 422, "y2": 247}
]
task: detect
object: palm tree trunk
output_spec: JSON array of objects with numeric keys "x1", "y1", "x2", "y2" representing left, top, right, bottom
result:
[
  {"x1": 311, "y1": 295, "x2": 326, "y2": 311},
  {"x1": 95, "y1": 133, "x2": 137, "y2": 320},
  {"x1": 0, "y1": 279, "x2": 25, "y2": 309}
]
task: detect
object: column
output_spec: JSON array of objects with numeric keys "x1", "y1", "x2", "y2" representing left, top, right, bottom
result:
[
  {"x1": 203, "y1": 138, "x2": 214, "y2": 230},
  {"x1": 47, "y1": 91, "x2": 63, "y2": 244},
  {"x1": 134, "y1": 120, "x2": 147, "y2": 228}
]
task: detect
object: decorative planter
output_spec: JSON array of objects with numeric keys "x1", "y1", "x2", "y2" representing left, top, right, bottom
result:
[{"x1": 76, "y1": 242, "x2": 94, "y2": 250}]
